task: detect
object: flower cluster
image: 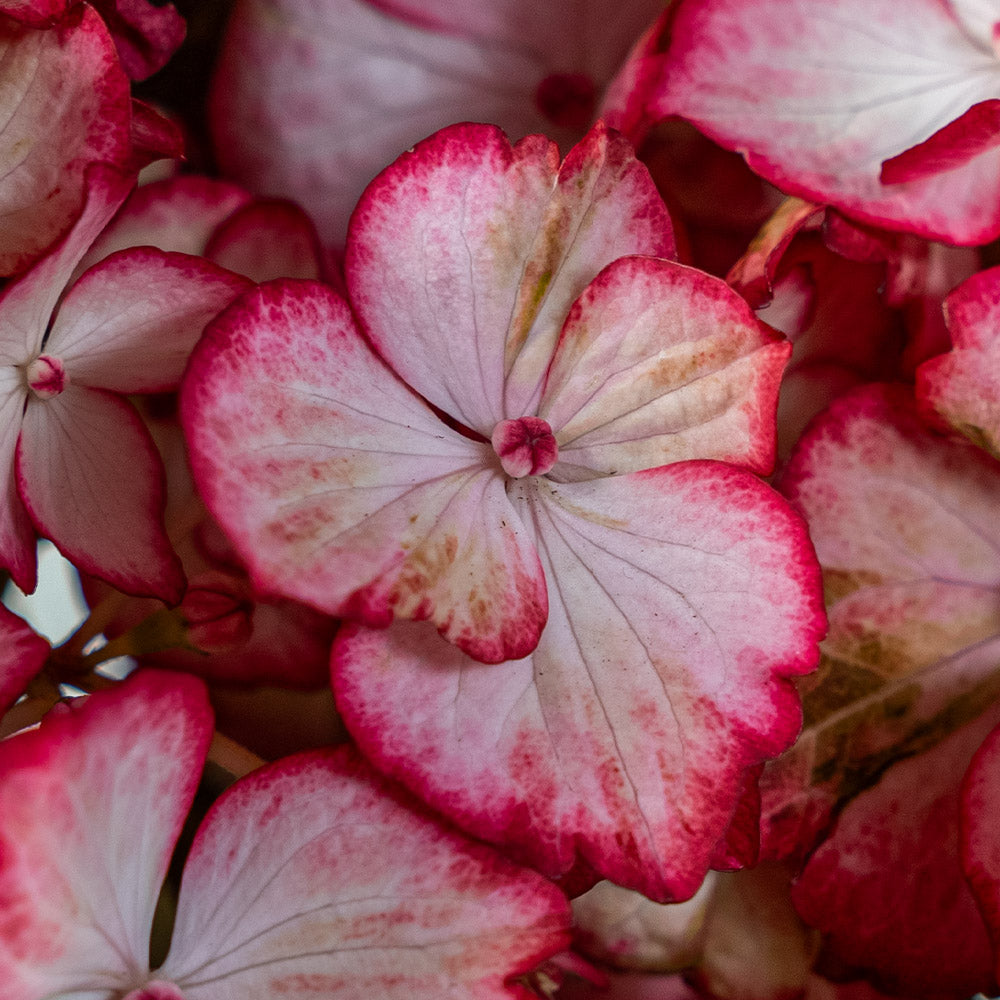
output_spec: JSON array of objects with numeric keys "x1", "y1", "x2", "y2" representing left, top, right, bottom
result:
[{"x1": 1, "y1": 0, "x2": 1000, "y2": 998}]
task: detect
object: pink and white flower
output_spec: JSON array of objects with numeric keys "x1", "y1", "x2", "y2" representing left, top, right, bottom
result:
[
  {"x1": 183, "y1": 122, "x2": 825, "y2": 898},
  {"x1": 0, "y1": 166, "x2": 251, "y2": 601},
  {"x1": 0, "y1": 669, "x2": 572, "y2": 998}
]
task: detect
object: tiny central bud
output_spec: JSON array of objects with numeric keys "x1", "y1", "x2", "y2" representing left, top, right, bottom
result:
[
  {"x1": 492, "y1": 416, "x2": 558, "y2": 478},
  {"x1": 25, "y1": 354, "x2": 67, "y2": 400}
]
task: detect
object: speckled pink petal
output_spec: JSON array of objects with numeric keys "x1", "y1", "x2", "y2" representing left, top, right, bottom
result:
[
  {"x1": 0, "y1": 604, "x2": 48, "y2": 716},
  {"x1": 0, "y1": 6, "x2": 131, "y2": 275},
  {"x1": 347, "y1": 122, "x2": 674, "y2": 435},
  {"x1": 157, "y1": 745, "x2": 570, "y2": 999},
  {"x1": 17, "y1": 386, "x2": 184, "y2": 602},
  {"x1": 334, "y1": 463, "x2": 824, "y2": 900},
  {"x1": 917, "y1": 265, "x2": 1000, "y2": 459},
  {"x1": 47, "y1": 247, "x2": 251, "y2": 392},
  {"x1": 0, "y1": 669, "x2": 212, "y2": 999},
  {"x1": 0, "y1": 0, "x2": 66, "y2": 25},
  {"x1": 654, "y1": 0, "x2": 1000, "y2": 243},
  {"x1": 792, "y1": 704, "x2": 1000, "y2": 997},
  {"x1": 961, "y1": 722, "x2": 1000, "y2": 973},
  {"x1": 182, "y1": 280, "x2": 548, "y2": 662},
  {"x1": 90, "y1": 0, "x2": 186, "y2": 80},
  {"x1": 539, "y1": 255, "x2": 789, "y2": 479},
  {"x1": 766, "y1": 383, "x2": 1000, "y2": 862}
]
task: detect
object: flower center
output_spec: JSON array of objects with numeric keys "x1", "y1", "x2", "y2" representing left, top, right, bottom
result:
[
  {"x1": 24, "y1": 354, "x2": 67, "y2": 400},
  {"x1": 491, "y1": 416, "x2": 558, "y2": 478},
  {"x1": 534, "y1": 72, "x2": 597, "y2": 131}
]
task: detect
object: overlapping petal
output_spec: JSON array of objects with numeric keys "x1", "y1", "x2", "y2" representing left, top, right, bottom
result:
[
  {"x1": 347, "y1": 122, "x2": 675, "y2": 434},
  {"x1": 961, "y1": 722, "x2": 1000, "y2": 974},
  {"x1": 0, "y1": 603, "x2": 48, "y2": 716},
  {"x1": 159, "y1": 746, "x2": 571, "y2": 997},
  {"x1": 209, "y1": 0, "x2": 662, "y2": 247},
  {"x1": 764, "y1": 384, "x2": 1000, "y2": 860},
  {"x1": 539, "y1": 256, "x2": 789, "y2": 479},
  {"x1": 0, "y1": 669, "x2": 212, "y2": 1000},
  {"x1": 47, "y1": 248, "x2": 252, "y2": 393},
  {"x1": 918, "y1": 265, "x2": 1000, "y2": 459},
  {"x1": 17, "y1": 386, "x2": 185, "y2": 602},
  {"x1": 334, "y1": 463, "x2": 825, "y2": 899},
  {"x1": 182, "y1": 280, "x2": 548, "y2": 662},
  {"x1": 0, "y1": 6, "x2": 131, "y2": 274},
  {"x1": 791, "y1": 704, "x2": 1000, "y2": 997},
  {"x1": 653, "y1": 0, "x2": 1000, "y2": 243}
]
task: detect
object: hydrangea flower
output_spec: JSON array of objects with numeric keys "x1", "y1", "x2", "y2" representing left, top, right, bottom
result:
[
  {"x1": 0, "y1": 166, "x2": 251, "y2": 600},
  {"x1": 183, "y1": 121, "x2": 825, "y2": 898}
]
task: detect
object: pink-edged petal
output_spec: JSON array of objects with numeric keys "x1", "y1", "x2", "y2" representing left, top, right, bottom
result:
[
  {"x1": 654, "y1": 0, "x2": 1000, "y2": 243},
  {"x1": 0, "y1": 371, "x2": 36, "y2": 592},
  {"x1": 17, "y1": 386, "x2": 184, "y2": 602},
  {"x1": 0, "y1": 6, "x2": 132, "y2": 275},
  {"x1": 764, "y1": 384, "x2": 1000, "y2": 862},
  {"x1": 538, "y1": 256, "x2": 789, "y2": 480},
  {"x1": 182, "y1": 280, "x2": 547, "y2": 662},
  {"x1": 0, "y1": 669, "x2": 212, "y2": 999},
  {"x1": 0, "y1": 603, "x2": 48, "y2": 716},
  {"x1": 81, "y1": 176, "x2": 253, "y2": 267},
  {"x1": 126, "y1": 98, "x2": 185, "y2": 173},
  {"x1": 0, "y1": 165, "x2": 135, "y2": 361},
  {"x1": 205, "y1": 198, "x2": 324, "y2": 281},
  {"x1": 791, "y1": 704, "x2": 1000, "y2": 997},
  {"x1": 334, "y1": 463, "x2": 825, "y2": 900},
  {"x1": 917, "y1": 265, "x2": 1000, "y2": 459},
  {"x1": 158, "y1": 745, "x2": 571, "y2": 998},
  {"x1": 347, "y1": 122, "x2": 674, "y2": 435},
  {"x1": 90, "y1": 0, "x2": 186, "y2": 80},
  {"x1": 880, "y1": 98, "x2": 1000, "y2": 183},
  {"x1": 0, "y1": 0, "x2": 66, "y2": 24},
  {"x1": 47, "y1": 248, "x2": 252, "y2": 392},
  {"x1": 961, "y1": 723, "x2": 1000, "y2": 971}
]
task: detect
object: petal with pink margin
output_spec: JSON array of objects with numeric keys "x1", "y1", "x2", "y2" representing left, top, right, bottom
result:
[
  {"x1": 0, "y1": 603, "x2": 48, "y2": 716},
  {"x1": 205, "y1": 198, "x2": 324, "y2": 282},
  {"x1": 334, "y1": 463, "x2": 825, "y2": 900},
  {"x1": 90, "y1": 0, "x2": 186, "y2": 80},
  {"x1": 158, "y1": 745, "x2": 570, "y2": 998},
  {"x1": 47, "y1": 248, "x2": 252, "y2": 393},
  {"x1": 539, "y1": 255, "x2": 789, "y2": 480},
  {"x1": 0, "y1": 0, "x2": 66, "y2": 25},
  {"x1": 17, "y1": 386, "x2": 185, "y2": 603},
  {"x1": 80, "y1": 175, "x2": 252, "y2": 267},
  {"x1": 961, "y1": 721, "x2": 1000, "y2": 975},
  {"x1": 182, "y1": 280, "x2": 548, "y2": 662},
  {"x1": 0, "y1": 669, "x2": 212, "y2": 1000},
  {"x1": 792, "y1": 703, "x2": 999, "y2": 997},
  {"x1": 653, "y1": 0, "x2": 1000, "y2": 243},
  {"x1": 0, "y1": 6, "x2": 132, "y2": 275},
  {"x1": 917, "y1": 265, "x2": 1000, "y2": 460},
  {"x1": 346, "y1": 122, "x2": 674, "y2": 436},
  {"x1": 0, "y1": 371, "x2": 37, "y2": 592}
]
